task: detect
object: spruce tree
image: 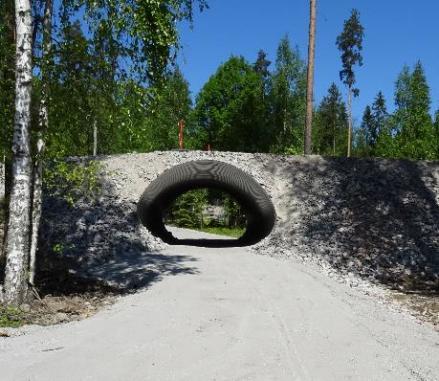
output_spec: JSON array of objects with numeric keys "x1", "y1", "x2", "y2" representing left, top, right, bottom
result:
[
  {"x1": 314, "y1": 83, "x2": 347, "y2": 156},
  {"x1": 361, "y1": 105, "x2": 374, "y2": 156},
  {"x1": 254, "y1": 50, "x2": 271, "y2": 80},
  {"x1": 253, "y1": 49, "x2": 271, "y2": 102},
  {"x1": 371, "y1": 92, "x2": 388, "y2": 141},
  {"x1": 396, "y1": 62, "x2": 435, "y2": 159}
]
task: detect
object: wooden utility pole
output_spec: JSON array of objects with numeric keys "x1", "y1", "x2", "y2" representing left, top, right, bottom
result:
[
  {"x1": 178, "y1": 119, "x2": 185, "y2": 150},
  {"x1": 304, "y1": 0, "x2": 317, "y2": 155}
]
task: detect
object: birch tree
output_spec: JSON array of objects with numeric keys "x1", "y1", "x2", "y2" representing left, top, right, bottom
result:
[
  {"x1": 2, "y1": 0, "x2": 33, "y2": 304},
  {"x1": 29, "y1": 0, "x2": 53, "y2": 285},
  {"x1": 336, "y1": 9, "x2": 364, "y2": 158}
]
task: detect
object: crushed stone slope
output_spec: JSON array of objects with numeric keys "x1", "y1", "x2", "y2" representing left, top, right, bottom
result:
[{"x1": 40, "y1": 151, "x2": 439, "y2": 292}]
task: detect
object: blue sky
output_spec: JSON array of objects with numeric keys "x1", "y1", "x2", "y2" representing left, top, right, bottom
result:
[{"x1": 177, "y1": 0, "x2": 439, "y2": 123}]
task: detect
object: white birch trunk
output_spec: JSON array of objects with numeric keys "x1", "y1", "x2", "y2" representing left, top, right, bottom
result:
[
  {"x1": 29, "y1": 0, "x2": 52, "y2": 286},
  {"x1": 28, "y1": 154, "x2": 42, "y2": 286},
  {"x1": 2, "y1": 0, "x2": 34, "y2": 305}
]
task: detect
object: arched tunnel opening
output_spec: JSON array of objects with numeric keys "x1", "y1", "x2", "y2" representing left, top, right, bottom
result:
[{"x1": 137, "y1": 160, "x2": 276, "y2": 248}]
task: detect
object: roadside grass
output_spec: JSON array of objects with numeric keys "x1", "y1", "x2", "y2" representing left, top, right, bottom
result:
[
  {"x1": 196, "y1": 226, "x2": 245, "y2": 238},
  {"x1": 0, "y1": 306, "x2": 24, "y2": 328}
]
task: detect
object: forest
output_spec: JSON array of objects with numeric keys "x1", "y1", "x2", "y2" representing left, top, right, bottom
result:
[
  {"x1": 1, "y1": 4, "x2": 438, "y2": 162},
  {"x1": 0, "y1": 0, "x2": 439, "y2": 306}
]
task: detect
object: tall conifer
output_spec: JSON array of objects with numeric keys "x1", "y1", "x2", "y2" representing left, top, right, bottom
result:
[{"x1": 336, "y1": 9, "x2": 364, "y2": 157}]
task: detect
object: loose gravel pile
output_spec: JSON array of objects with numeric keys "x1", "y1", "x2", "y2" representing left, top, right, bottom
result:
[{"x1": 39, "y1": 151, "x2": 439, "y2": 293}]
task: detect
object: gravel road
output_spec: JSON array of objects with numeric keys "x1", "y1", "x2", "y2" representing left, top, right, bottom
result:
[{"x1": 1, "y1": 227, "x2": 438, "y2": 381}]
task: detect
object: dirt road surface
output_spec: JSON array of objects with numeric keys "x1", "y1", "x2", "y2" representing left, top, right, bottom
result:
[{"x1": 1, "y1": 228, "x2": 438, "y2": 381}]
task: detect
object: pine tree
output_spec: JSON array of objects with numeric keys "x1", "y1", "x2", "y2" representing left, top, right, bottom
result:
[{"x1": 336, "y1": 9, "x2": 364, "y2": 157}]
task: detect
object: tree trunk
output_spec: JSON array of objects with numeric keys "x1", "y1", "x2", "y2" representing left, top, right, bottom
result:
[
  {"x1": 2, "y1": 0, "x2": 34, "y2": 305},
  {"x1": 0, "y1": 158, "x2": 5, "y2": 262},
  {"x1": 0, "y1": 160, "x2": 4, "y2": 201},
  {"x1": 304, "y1": 0, "x2": 316, "y2": 155},
  {"x1": 28, "y1": 155, "x2": 42, "y2": 286},
  {"x1": 93, "y1": 120, "x2": 97, "y2": 156},
  {"x1": 29, "y1": 0, "x2": 52, "y2": 286},
  {"x1": 347, "y1": 87, "x2": 353, "y2": 158}
]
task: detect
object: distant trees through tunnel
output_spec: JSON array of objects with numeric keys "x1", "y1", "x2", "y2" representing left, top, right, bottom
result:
[{"x1": 164, "y1": 188, "x2": 247, "y2": 239}]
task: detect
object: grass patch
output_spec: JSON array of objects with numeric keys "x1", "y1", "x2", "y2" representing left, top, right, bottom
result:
[
  {"x1": 0, "y1": 306, "x2": 24, "y2": 328},
  {"x1": 197, "y1": 226, "x2": 245, "y2": 238}
]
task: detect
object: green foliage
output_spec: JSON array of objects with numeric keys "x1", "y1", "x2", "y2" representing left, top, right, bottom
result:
[
  {"x1": 145, "y1": 69, "x2": 193, "y2": 151},
  {"x1": 374, "y1": 115, "x2": 399, "y2": 158},
  {"x1": 44, "y1": 161, "x2": 101, "y2": 206},
  {"x1": 45, "y1": 18, "x2": 192, "y2": 156},
  {"x1": 0, "y1": 306, "x2": 24, "y2": 328},
  {"x1": 28, "y1": 0, "x2": 207, "y2": 160},
  {"x1": 269, "y1": 36, "x2": 306, "y2": 153},
  {"x1": 60, "y1": 0, "x2": 208, "y2": 84},
  {"x1": 47, "y1": 22, "x2": 98, "y2": 157},
  {"x1": 166, "y1": 189, "x2": 207, "y2": 228},
  {"x1": 193, "y1": 56, "x2": 268, "y2": 152},
  {"x1": 393, "y1": 62, "x2": 435, "y2": 160},
  {"x1": 165, "y1": 188, "x2": 246, "y2": 231},
  {"x1": 223, "y1": 194, "x2": 246, "y2": 228},
  {"x1": 313, "y1": 83, "x2": 347, "y2": 156},
  {"x1": 0, "y1": 0, "x2": 15, "y2": 161},
  {"x1": 354, "y1": 105, "x2": 373, "y2": 157},
  {"x1": 356, "y1": 93, "x2": 389, "y2": 157}
]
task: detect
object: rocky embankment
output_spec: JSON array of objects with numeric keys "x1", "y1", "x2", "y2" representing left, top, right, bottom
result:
[{"x1": 36, "y1": 151, "x2": 439, "y2": 293}]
